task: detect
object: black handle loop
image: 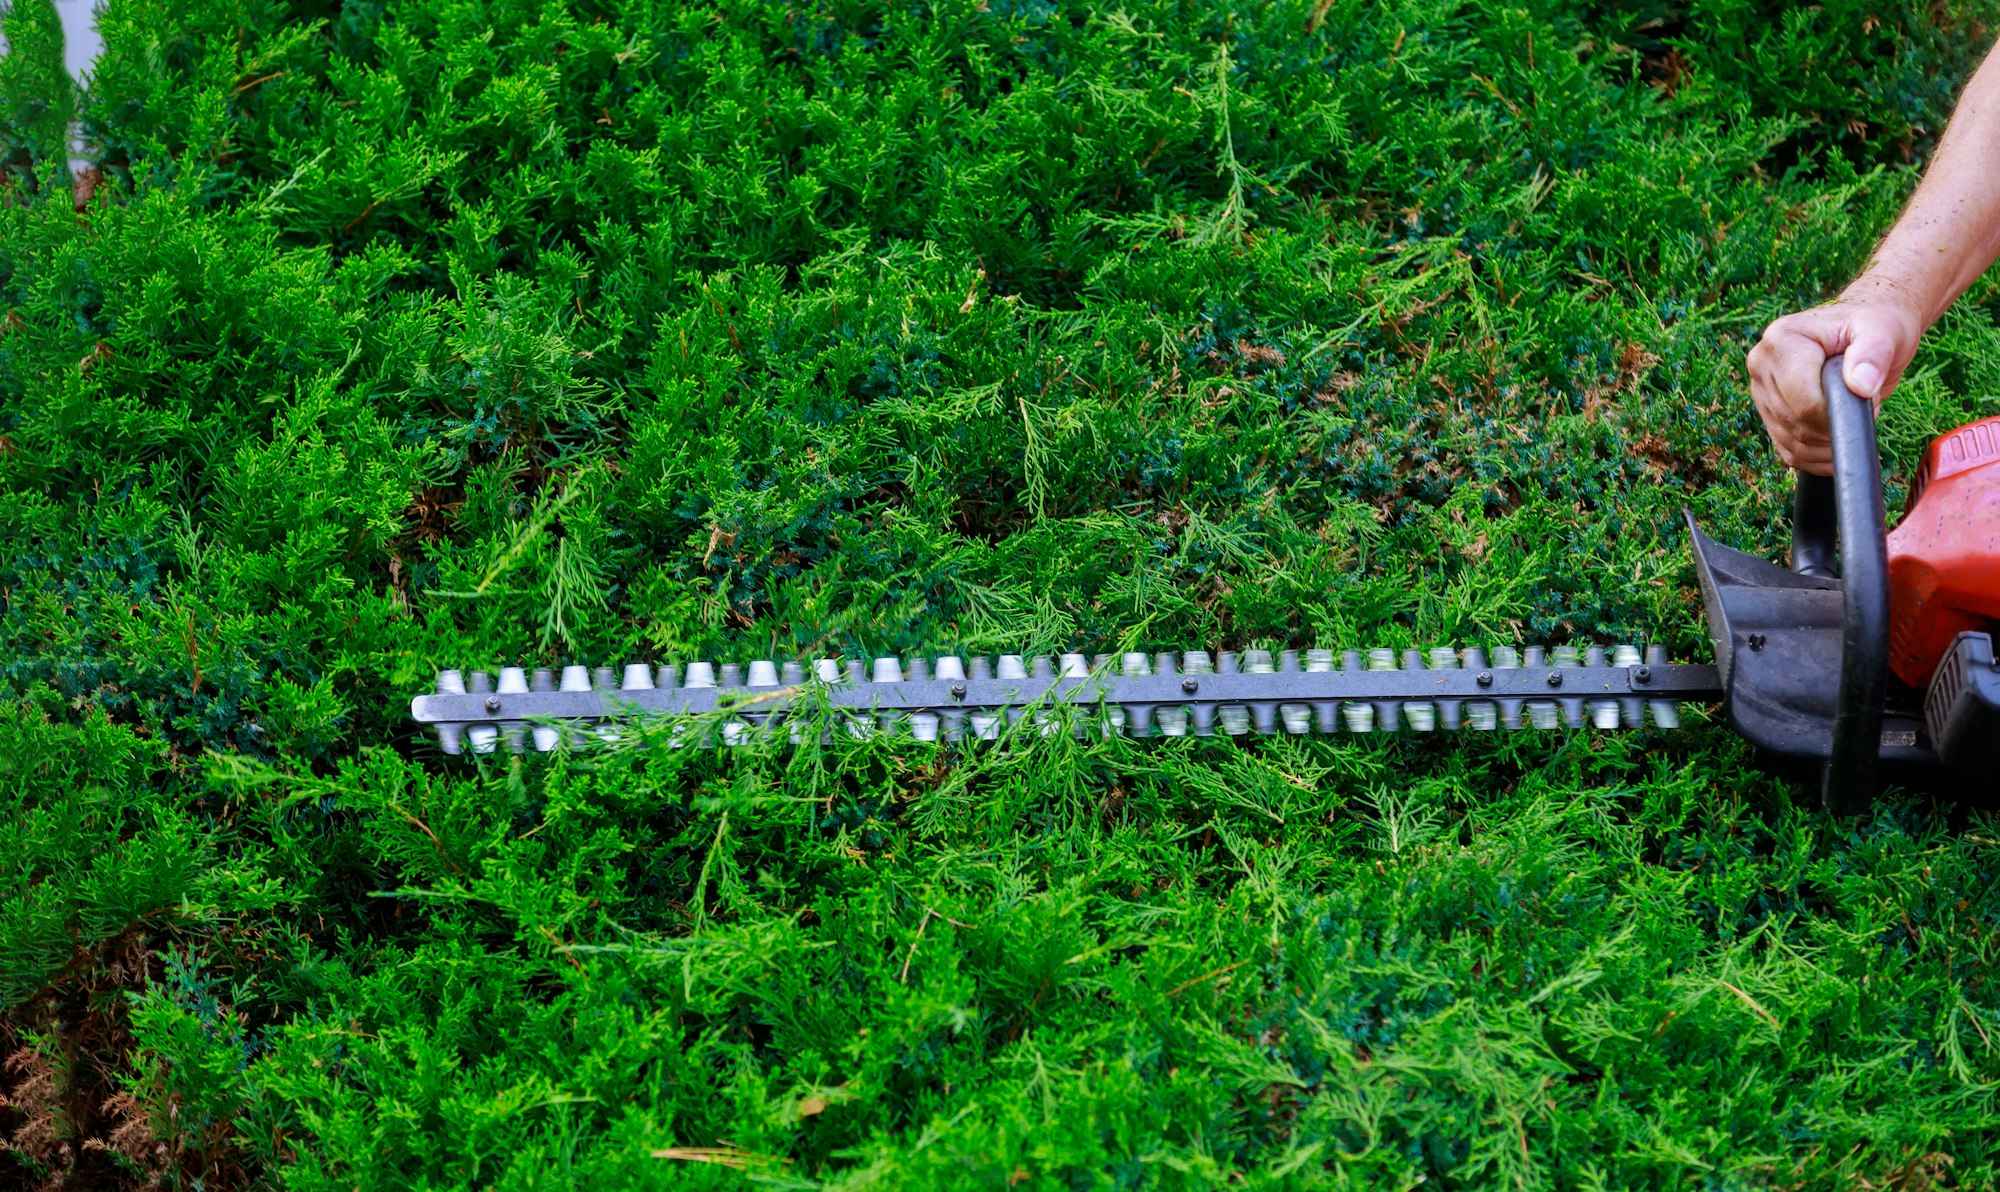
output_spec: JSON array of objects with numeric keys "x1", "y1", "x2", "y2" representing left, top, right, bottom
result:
[
  {"x1": 1791, "y1": 471, "x2": 1838, "y2": 579},
  {"x1": 1791, "y1": 357, "x2": 1890, "y2": 810}
]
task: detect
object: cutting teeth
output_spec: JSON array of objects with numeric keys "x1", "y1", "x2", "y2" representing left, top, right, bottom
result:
[
  {"x1": 460, "y1": 671, "x2": 496, "y2": 753},
  {"x1": 1183, "y1": 652, "x2": 1217, "y2": 736},
  {"x1": 1338, "y1": 650, "x2": 1370, "y2": 733},
  {"x1": 1429, "y1": 646, "x2": 1464, "y2": 731},
  {"x1": 1402, "y1": 649, "x2": 1436, "y2": 731},
  {"x1": 1362, "y1": 648, "x2": 1400, "y2": 734},
  {"x1": 1551, "y1": 645, "x2": 1585, "y2": 728},
  {"x1": 584, "y1": 667, "x2": 617, "y2": 743},
  {"x1": 1026, "y1": 654, "x2": 1067, "y2": 736},
  {"x1": 928, "y1": 656, "x2": 966, "y2": 739},
  {"x1": 1305, "y1": 648, "x2": 1339, "y2": 733},
  {"x1": 549, "y1": 665, "x2": 590, "y2": 749},
  {"x1": 1218, "y1": 650, "x2": 1256, "y2": 736},
  {"x1": 498, "y1": 666, "x2": 529, "y2": 749},
  {"x1": 1645, "y1": 643, "x2": 1681, "y2": 727},
  {"x1": 1055, "y1": 653, "x2": 1093, "y2": 738},
  {"x1": 731, "y1": 660, "x2": 780, "y2": 744},
  {"x1": 1610, "y1": 644, "x2": 1646, "y2": 728},
  {"x1": 1244, "y1": 649, "x2": 1278, "y2": 735},
  {"x1": 1584, "y1": 646, "x2": 1619, "y2": 729},
  {"x1": 906, "y1": 657, "x2": 943, "y2": 741},
  {"x1": 873, "y1": 656, "x2": 903, "y2": 736},
  {"x1": 968, "y1": 655, "x2": 1003, "y2": 738},
  {"x1": 1278, "y1": 649, "x2": 1312, "y2": 734},
  {"x1": 1272, "y1": 648, "x2": 1304, "y2": 732},
  {"x1": 1149, "y1": 653, "x2": 1185, "y2": 736},
  {"x1": 530, "y1": 668, "x2": 558, "y2": 752},
  {"x1": 1460, "y1": 647, "x2": 1496, "y2": 730},
  {"x1": 872, "y1": 656, "x2": 907, "y2": 737},
  {"x1": 421, "y1": 642, "x2": 1704, "y2": 752},
  {"x1": 433, "y1": 670, "x2": 467, "y2": 754},
  {"x1": 1488, "y1": 646, "x2": 1524, "y2": 729},
  {"x1": 1107, "y1": 652, "x2": 1148, "y2": 738},
  {"x1": 1521, "y1": 647, "x2": 1556, "y2": 729}
]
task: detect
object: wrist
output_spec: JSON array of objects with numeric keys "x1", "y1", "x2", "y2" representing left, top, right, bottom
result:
[{"x1": 1834, "y1": 274, "x2": 1936, "y2": 334}]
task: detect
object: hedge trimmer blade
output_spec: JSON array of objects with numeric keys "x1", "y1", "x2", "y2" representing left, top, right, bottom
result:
[{"x1": 409, "y1": 645, "x2": 1722, "y2": 754}]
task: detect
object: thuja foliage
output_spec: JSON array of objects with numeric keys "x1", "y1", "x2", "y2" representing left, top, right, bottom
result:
[{"x1": 5, "y1": 0, "x2": 2000, "y2": 1185}]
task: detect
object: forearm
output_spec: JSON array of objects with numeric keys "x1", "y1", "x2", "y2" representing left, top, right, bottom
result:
[{"x1": 1843, "y1": 42, "x2": 2000, "y2": 324}]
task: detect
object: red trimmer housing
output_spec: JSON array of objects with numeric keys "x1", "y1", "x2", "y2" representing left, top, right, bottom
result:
[{"x1": 1888, "y1": 416, "x2": 2000, "y2": 687}]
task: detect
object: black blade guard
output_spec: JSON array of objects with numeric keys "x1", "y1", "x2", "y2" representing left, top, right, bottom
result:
[{"x1": 1687, "y1": 512, "x2": 1930, "y2": 765}]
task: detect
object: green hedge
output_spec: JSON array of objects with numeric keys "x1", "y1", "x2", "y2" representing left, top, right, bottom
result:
[{"x1": 5, "y1": 0, "x2": 2000, "y2": 1186}]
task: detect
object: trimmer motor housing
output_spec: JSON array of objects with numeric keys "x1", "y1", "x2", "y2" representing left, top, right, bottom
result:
[
  {"x1": 1888, "y1": 415, "x2": 2000, "y2": 688},
  {"x1": 1926, "y1": 631, "x2": 2000, "y2": 781}
]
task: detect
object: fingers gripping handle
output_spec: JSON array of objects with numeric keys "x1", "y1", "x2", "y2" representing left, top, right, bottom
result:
[{"x1": 1792, "y1": 357, "x2": 1890, "y2": 809}]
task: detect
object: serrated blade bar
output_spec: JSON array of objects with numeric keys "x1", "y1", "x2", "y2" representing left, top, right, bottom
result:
[{"x1": 411, "y1": 657, "x2": 1722, "y2": 749}]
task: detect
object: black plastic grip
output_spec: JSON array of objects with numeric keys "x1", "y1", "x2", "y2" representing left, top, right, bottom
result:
[
  {"x1": 1791, "y1": 472, "x2": 1838, "y2": 578},
  {"x1": 1811, "y1": 357, "x2": 1890, "y2": 810}
]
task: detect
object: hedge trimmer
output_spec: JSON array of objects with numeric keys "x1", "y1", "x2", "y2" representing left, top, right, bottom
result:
[{"x1": 410, "y1": 361, "x2": 2000, "y2": 807}]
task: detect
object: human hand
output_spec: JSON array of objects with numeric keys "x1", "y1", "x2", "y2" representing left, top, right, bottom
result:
[{"x1": 1746, "y1": 296, "x2": 1926, "y2": 475}]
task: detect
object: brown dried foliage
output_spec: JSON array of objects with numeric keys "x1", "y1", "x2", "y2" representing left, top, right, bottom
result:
[{"x1": 0, "y1": 930, "x2": 254, "y2": 1190}]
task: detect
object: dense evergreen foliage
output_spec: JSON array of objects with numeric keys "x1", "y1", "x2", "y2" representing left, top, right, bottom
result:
[{"x1": 5, "y1": 0, "x2": 2000, "y2": 1185}]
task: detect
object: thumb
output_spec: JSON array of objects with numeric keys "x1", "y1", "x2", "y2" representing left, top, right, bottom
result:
[{"x1": 1839, "y1": 316, "x2": 1906, "y2": 400}]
